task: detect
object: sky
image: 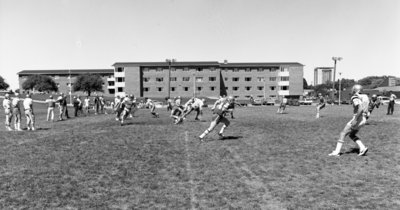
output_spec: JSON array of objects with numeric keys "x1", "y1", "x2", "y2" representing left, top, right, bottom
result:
[{"x1": 0, "y1": 0, "x2": 399, "y2": 90}]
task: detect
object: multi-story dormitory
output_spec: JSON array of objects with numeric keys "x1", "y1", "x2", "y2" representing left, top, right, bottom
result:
[{"x1": 17, "y1": 61, "x2": 304, "y2": 100}]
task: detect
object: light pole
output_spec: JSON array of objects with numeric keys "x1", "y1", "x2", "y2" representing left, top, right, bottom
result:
[
  {"x1": 69, "y1": 69, "x2": 72, "y2": 105},
  {"x1": 338, "y1": 72, "x2": 342, "y2": 106},
  {"x1": 166, "y1": 59, "x2": 176, "y2": 99},
  {"x1": 332, "y1": 57, "x2": 342, "y2": 101}
]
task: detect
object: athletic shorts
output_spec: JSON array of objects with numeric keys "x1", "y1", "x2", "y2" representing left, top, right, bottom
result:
[
  {"x1": 317, "y1": 103, "x2": 326, "y2": 110},
  {"x1": 212, "y1": 114, "x2": 230, "y2": 126}
]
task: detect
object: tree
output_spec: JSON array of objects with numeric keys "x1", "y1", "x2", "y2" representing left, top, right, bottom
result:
[
  {"x1": 73, "y1": 74, "x2": 104, "y2": 96},
  {"x1": 0, "y1": 75, "x2": 10, "y2": 90},
  {"x1": 22, "y1": 75, "x2": 58, "y2": 92}
]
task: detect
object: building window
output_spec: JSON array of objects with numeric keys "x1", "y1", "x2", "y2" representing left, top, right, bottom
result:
[
  {"x1": 280, "y1": 86, "x2": 289, "y2": 90},
  {"x1": 66, "y1": 83, "x2": 74, "y2": 87},
  {"x1": 257, "y1": 77, "x2": 265, "y2": 82},
  {"x1": 281, "y1": 67, "x2": 288, "y2": 72},
  {"x1": 224, "y1": 77, "x2": 228, "y2": 81},
  {"x1": 170, "y1": 77, "x2": 177, "y2": 81},
  {"x1": 108, "y1": 89, "x2": 115, "y2": 94},
  {"x1": 197, "y1": 87, "x2": 202, "y2": 91},
  {"x1": 156, "y1": 77, "x2": 163, "y2": 82},
  {"x1": 197, "y1": 68, "x2": 203, "y2": 72},
  {"x1": 171, "y1": 87, "x2": 176, "y2": 91},
  {"x1": 257, "y1": 95, "x2": 264, "y2": 98},
  {"x1": 269, "y1": 77, "x2": 276, "y2": 81},
  {"x1": 245, "y1": 86, "x2": 252, "y2": 91},
  {"x1": 184, "y1": 87, "x2": 189, "y2": 91},
  {"x1": 210, "y1": 86, "x2": 216, "y2": 91},
  {"x1": 116, "y1": 77, "x2": 125, "y2": 82},
  {"x1": 233, "y1": 87, "x2": 239, "y2": 91},
  {"x1": 270, "y1": 86, "x2": 276, "y2": 91},
  {"x1": 116, "y1": 67, "x2": 124, "y2": 72},
  {"x1": 156, "y1": 68, "x2": 163, "y2": 72},
  {"x1": 245, "y1": 69, "x2": 251, "y2": 72},
  {"x1": 270, "y1": 95, "x2": 276, "y2": 98},
  {"x1": 183, "y1": 77, "x2": 190, "y2": 81},
  {"x1": 232, "y1": 77, "x2": 239, "y2": 82},
  {"x1": 280, "y1": 76, "x2": 289, "y2": 81},
  {"x1": 144, "y1": 87, "x2": 149, "y2": 92},
  {"x1": 196, "y1": 77, "x2": 203, "y2": 82},
  {"x1": 209, "y1": 77, "x2": 216, "y2": 81},
  {"x1": 245, "y1": 77, "x2": 252, "y2": 82},
  {"x1": 143, "y1": 77, "x2": 150, "y2": 82},
  {"x1": 108, "y1": 81, "x2": 115, "y2": 86},
  {"x1": 257, "y1": 86, "x2": 264, "y2": 91},
  {"x1": 117, "y1": 87, "x2": 124, "y2": 92},
  {"x1": 157, "y1": 87, "x2": 163, "y2": 91}
]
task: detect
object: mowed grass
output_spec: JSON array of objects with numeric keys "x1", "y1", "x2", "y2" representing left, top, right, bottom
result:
[{"x1": 0, "y1": 103, "x2": 399, "y2": 209}]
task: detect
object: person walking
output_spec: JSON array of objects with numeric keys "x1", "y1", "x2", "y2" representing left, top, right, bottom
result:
[
  {"x1": 2, "y1": 94, "x2": 13, "y2": 131},
  {"x1": 387, "y1": 91, "x2": 397, "y2": 115}
]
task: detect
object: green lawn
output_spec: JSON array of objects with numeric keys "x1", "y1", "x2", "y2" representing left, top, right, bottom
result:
[{"x1": 0, "y1": 103, "x2": 399, "y2": 209}]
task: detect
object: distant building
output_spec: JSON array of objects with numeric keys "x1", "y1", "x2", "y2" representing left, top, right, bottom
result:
[
  {"x1": 112, "y1": 61, "x2": 304, "y2": 99},
  {"x1": 17, "y1": 69, "x2": 114, "y2": 96},
  {"x1": 314, "y1": 67, "x2": 333, "y2": 86}
]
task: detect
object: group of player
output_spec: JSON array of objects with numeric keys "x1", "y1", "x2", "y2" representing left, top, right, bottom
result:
[{"x1": 2, "y1": 93, "x2": 35, "y2": 131}]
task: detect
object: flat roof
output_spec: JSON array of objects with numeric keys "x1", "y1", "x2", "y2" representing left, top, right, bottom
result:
[
  {"x1": 113, "y1": 61, "x2": 304, "y2": 67},
  {"x1": 18, "y1": 69, "x2": 114, "y2": 76}
]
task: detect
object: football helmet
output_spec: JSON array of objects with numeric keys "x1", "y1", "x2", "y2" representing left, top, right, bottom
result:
[{"x1": 352, "y1": 84, "x2": 363, "y2": 94}]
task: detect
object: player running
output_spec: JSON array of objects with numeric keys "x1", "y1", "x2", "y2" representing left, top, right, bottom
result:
[
  {"x1": 2, "y1": 94, "x2": 13, "y2": 131},
  {"x1": 315, "y1": 93, "x2": 326, "y2": 118},
  {"x1": 145, "y1": 98, "x2": 159, "y2": 118},
  {"x1": 328, "y1": 84, "x2": 369, "y2": 157},
  {"x1": 170, "y1": 97, "x2": 184, "y2": 124},
  {"x1": 181, "y1": 97, "x2": 205, "y2": 121},
  {"x1": 119, "y1": 94, "x2": 135, "y2": 126},
  {"x1": 366, "y1": 94, "x2": 380, "y2": 120},
  {"x1": 198, "y1": 95, "x2": 235, "y2": 141}
]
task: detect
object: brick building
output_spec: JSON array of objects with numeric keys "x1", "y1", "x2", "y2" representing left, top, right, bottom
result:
[
  {"x1": 112, "y1": 61, "x2": 304, "y2": 100},
  {"x1": 18, "y1": 69, "x2": 114, "y2": 96}
]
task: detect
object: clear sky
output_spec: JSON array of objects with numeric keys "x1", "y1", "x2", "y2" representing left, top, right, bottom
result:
[{"x1": 1, "y1": 0, "x2": 399, "y2": 89}]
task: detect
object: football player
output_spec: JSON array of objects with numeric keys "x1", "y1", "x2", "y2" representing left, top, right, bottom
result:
[
  {"x1": 315, "y1": 93, "x2": 326, "y2": 118},
  {"x1": 11, "y1": 93, "x2": 23, "y2": 131},
  {"x1": 2, "y1": 93, "x2": 13, "y2": 131},
  {"x1": 23, "y1": 94, "x2": 35, "y2": 131},
  {"x1": 366, "y1": 94, "x2": 380, "y2": 120},
  {"x1": 119, "y1": 94, "x2": 135, "y2": 126},
  {"x1": 145, "y1": 98, "x2": 159, "y2": 118},
  {"x1": 181, "y1": 97, "x2": 205, "y2": 121},
  {"x1": 198, "y1": 95, "x2": 235, "y2": 141},
  {"x1": 329, "y1": 84, "x2": 369, "y2": 157},
  {"x1": 277, "y1": 96, "x2": 288, "y2": 114},
  {"x1": 170, "y1": 97, "x2": 184, "y2": 124}
]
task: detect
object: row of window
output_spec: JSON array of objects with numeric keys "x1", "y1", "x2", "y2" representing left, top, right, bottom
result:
[
  {"x1": 141, "y1": 86, "x2": 289, "y2": 92},
  {"x1": 115, "y1": 76, "x2": 290, "y2": 83},
  {"x1": 116, "y1": 67, "x2": 290, "y2": 73}
]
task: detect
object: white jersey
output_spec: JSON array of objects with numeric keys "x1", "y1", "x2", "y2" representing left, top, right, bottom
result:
[
  {"x1": 190, "y1": 98, "x2": 204, "y2": 109},
  {"x1": 351, "y1": 94, "x2": 369, "y2": 114},
  {"x1": 23, "y1": 98, "x2": 33, "y2": 110},
  {"x1": 11, "y1": 97, "x2": 21, "y2": 108},
  {"x1": 3, "y1": 98, "x2": 11, "y2": 110},
  {"x1": 84, "y1": 98, "x2": 90, "y2": 107}
]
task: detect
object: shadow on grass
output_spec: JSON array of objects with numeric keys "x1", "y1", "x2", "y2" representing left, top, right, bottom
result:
[{"x1": 343, "y1": 147, "x2": 360, "y2": 155}]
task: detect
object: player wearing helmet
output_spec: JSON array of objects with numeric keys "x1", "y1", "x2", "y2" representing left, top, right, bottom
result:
[
  {"x1": 119, "y1": 94, "x2": 135, "y2": 126},
  {"x1": 315, "y1": 93, "x2": 326, "y2": 118},
  {"x1": 329, "y1": 84, "x2": 369, "y2": 157},
  {"x1": 2, "y1": 94, "x2": 13, "y2": 131},
  {"x1": 145, "y1": 98, "x2": 159, "y2": 118},
  {"x1": 198, "y1": 95, "x2": 235, "y2": 141},
  {"x1": 366, "y1": 94, "x2": 380, "y2": 120},
  {"x1": 180, "y1": 97, "x2": 205, "y2": 121}
]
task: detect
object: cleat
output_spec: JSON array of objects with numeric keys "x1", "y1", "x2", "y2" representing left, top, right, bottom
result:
[
  {"x1": 218, "y1": 133, "x2": 225, "y2": 140},
  {"x1": 328, "y1": 151, "x2": 340, "y2": 157},
  {"x1": 358, "y1": 147, "x2": 368, "y2": 156},
  {"x1": 31, "y1": 127, "x2": 35, "y2": 131},
  {"x1": 198, "y1": 137, "x2": 205, "y2": 142}
]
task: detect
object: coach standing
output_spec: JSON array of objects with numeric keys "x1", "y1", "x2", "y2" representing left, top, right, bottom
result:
[{"x1": 387, "y1": 91, "x2": 397, "y2": 115}]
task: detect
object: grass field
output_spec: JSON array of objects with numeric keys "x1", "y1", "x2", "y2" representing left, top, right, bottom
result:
[{"x1": 0, "y1": 103, "x2": 399, "y2": 209}]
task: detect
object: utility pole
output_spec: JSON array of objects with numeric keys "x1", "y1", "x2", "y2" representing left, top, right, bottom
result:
[
  {"x1": 166, "y1": 58, "x2": 176, "y2": 99},
  {"x1": 332, "y1": 57, "x2": 342, "y2": 102}
]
